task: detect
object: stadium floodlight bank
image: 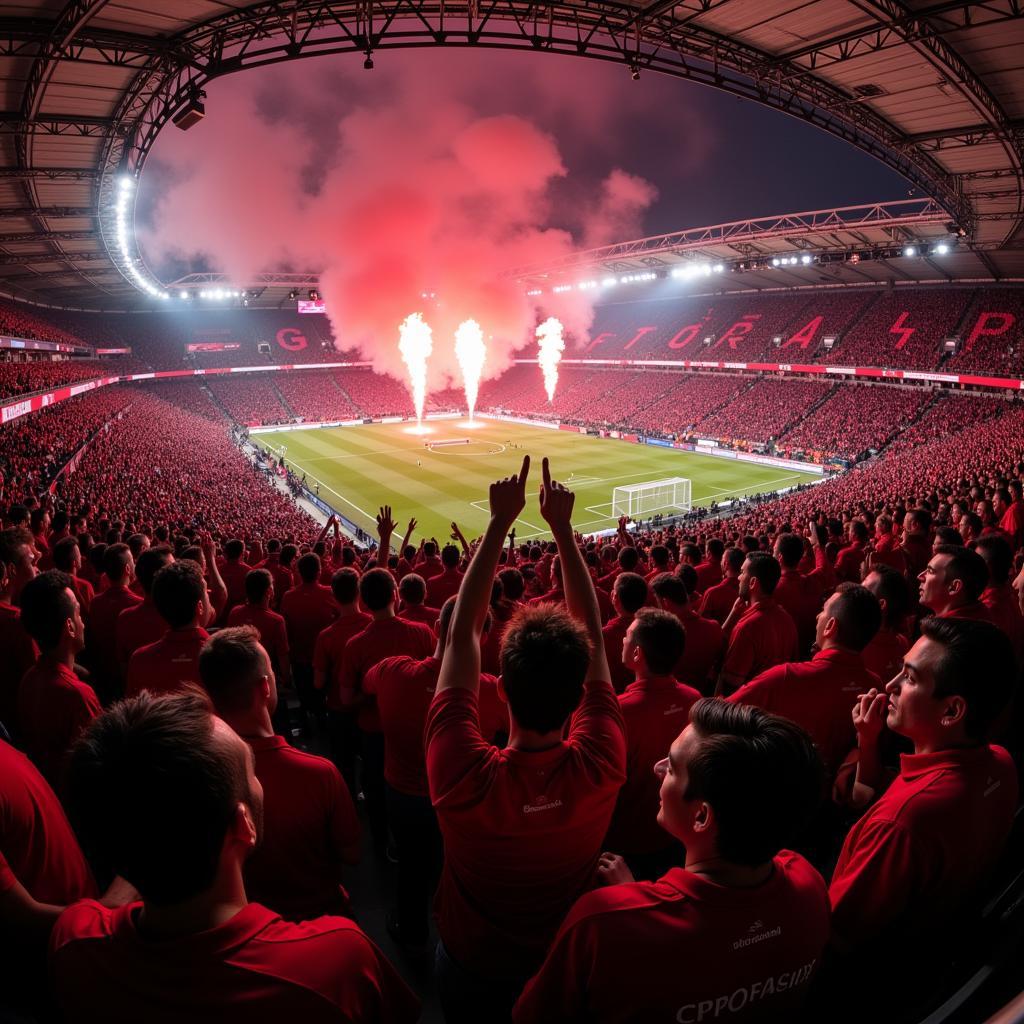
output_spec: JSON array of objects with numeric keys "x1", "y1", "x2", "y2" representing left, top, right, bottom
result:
[{"x1": 612, "y1": 477, "x2": 692, "y2": 518}]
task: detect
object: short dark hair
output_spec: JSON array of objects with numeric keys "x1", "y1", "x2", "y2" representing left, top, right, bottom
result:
[
  {"x1": 906, "y1": 508, "x2": 932, "y2": 533},
  {"x1": 618, "y1": 547, "x2": 639, "y2": 571},
  {"x1": 224, "y1": 539, "x2": 245, "y2": 560},
  {"x1": 745, "y1": 552, "x2": 781, "y2": 596},
  {"x1": 919, "y1": 617, "x2": 1016, "y2": 740},
  {"x1": 652, "y1": 572, "x2": 687, "y2": 607},
  {"x1": 360, "y1": 567, "x2": 395, "y2": 612},
  {"x1": 683, "y1": 699, "x2": 823, "y2": 866},
  {"x1": 296, "y1": 552, "x2": 320, "y2": 584},
  {"x1": 707, "y1": 538, "x2": 725, "y2": 560},
  {"x1": 102, "y1": 543, "x2": 132, "y2": 583},
  {"x1": 280, "y1": 543, "x2": 298, "y2": 567},
  {"x1": 19, "y1": 570, "x2": 76, "y2": 650},
  {"x1": 865, "y1": 563, "x2": 912, "y2": 628},
  {"x1": 677, "y1": 563, "x2": 698, "y2": 596},
  {"x1": 438, "y1": 594, "x2": 490, "y2": 647},
  {"x1": 331, "y1": 567, "x2": 360, "y2": 605},
  {"x1": 498, "y1": 568, "x2": 525, "y2": 601},
  {"x1": 829, "y1": 583, "x2": 882, "y2": 652},
  {"x1": 501, "y1": 603, "x2": 590, "y2": 733},
  {"x1": 650, "y1": 545, "x2": 669, "y2": 567},
  {"x1": 934, "y1": 544, "x2": 989, "y2": 603},
  {"x1": 51, "y1": 536, "x2": 80, "y2": 573},
  {"x1": 723, "y1": 547, "x2": 745, "y2": 574},
  {"x1": 441, "y1": 544, "x2": 460, "y2": 569},
  {"x1": 244, "y1": 568, "x2": 273, "y2": 604},
  {"x1": 632, "y1": 608, "x2": 685, "y2": 675},
  {"x1": 135, "y1": 545, "x2": 173, "y2": 596},
  {"x1": 776, "y1": 533, "x2": 804, "y2": 569},
  {"x1": 935, "y1": 526, "x2": 963, "y2": 548},
  {"x1": 975, "y1": 534, "x2": 1013, "y2": 586},
  {"x1": 423, "y1": 541, "x2": 437, "y2": 558},
  {"x1": 613, "y1": 572, "x2": 648, "y2": 614},
  {"x1": 200, "y1": 626, "x2": 266, "y2": 718},
  {"x1": 68, "y1": 689, "x2": 249, "y2": 906},
  {"x1": 152, "y1": 561, "x2": 206, "y2": 629},
  {"x1": 398, "y1": 572, "x2": 426, "y2": 606}
]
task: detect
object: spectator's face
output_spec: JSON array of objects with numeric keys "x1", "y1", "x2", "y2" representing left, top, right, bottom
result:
[
  {"x1": 738, "y1": 559, "x2": 754, "y2": 601},
  {"x1": 6, "y1": 542, "x2": 37, "y2": 599},
  {"x1": 884, "y1": 636, "x2": 948, "y2": 743},
  {"x1": 919, "y1": 554, "x2": 956, "y2": 613},
  {"x1": 654, "y1": 726, "x2": 702, "y2": 843},
  {"x1": 814, "y1": 592, "x2": 840, "y2": 651},
  {"x1": 213, "y1": 717, "x2": 265, "y2": 848},
  {"x1": 65, "y1": 588, "x2": 86, "y2": 655}
]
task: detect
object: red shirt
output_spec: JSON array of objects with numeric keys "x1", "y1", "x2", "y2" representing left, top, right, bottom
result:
[
  {"x1": 0, "y1": 739, "x2": 96, "y2": 904},
  {"x1": 513, "y1": 851, "x2": 829, "y2": 1024},
  {"x1": 280, "y1": 583, "x2": 339, "y2": 666},
  {"x1": 834, "y1": 541, "x2": 866, "y2": 583},
  {"x1": 774, "y1": 568, "x2": 824, "y2": 655},
  {"x1": 722, "y1": 602, "x2": 798, "y2": 688},
  {"x1": 126, "y1": 627, "x2": 210, "y2": 699},
  {"x1": 416, "y1": 554, "x2": 443, "y2": 581},
  {"x1": 398, "y1": 603, "x2": 440, "y2": 632},
  {"x1": 602, "y1": 614, "x2": 634, "y2": 694},
  {"x1": 938, "y1": 601, "x2": 994, "y2": 624},
  {"x1": 981, "y1": 584, "x2": 1024, "y2": 662},
  {"x1": 258, "y1": 557, "x2": 294, "y2": 609},
  {"x1": 830, "y1": 744, "x2": 1018, "y2": 951},
  {"x1": 698, "y1": 576, "x2": 738, "y2": 624},
  {"x1": 86, "y1": 584, "x2": 142, "y2": 693},
  {"x1": 0, "y1": 601, "x2": 37, "y2": 729},
  {"x1": 313, "y1": 611, "x2": 372, "y2": 711},
  {"x1": 218, "y1": 558, "x2": 252, "y2": 619},
  {"x1": 425, "y1": 567, "x2": 464, "y2": 609},
  {"x1": 115, "y1": 598, "x2": 166, "y2": 668},
  {"x1": 694, "y1": 558, "x2": 722, "y2": 593},
  {"x1": 729, "y1": 649, "x2": 880, "y2": 776},
  {"x1": 50, "y1": 901, "x2": 419, "y2": 1024},
  {"x1": 340, "y1": 617, "x2": 434, "y2": 732},
  {"x1": 70, "y1": 575, "x2": 96, "y2": 618},
  {"x1": 606, "y1": 676, "x2": 700, "y2": 856},
  {"x1": 17, "y1": 661, "x2": 101, "y2": 789},
  {"x1": 861, "y1": 626, "x2": 909, "y2": 683},
  {"x1": 674, "y1": 608, "x2": 723, "y2": 693},
  {"x1": 244, "y1": 735, "x2": 360, "y2": 921},
  {"x1": 425, "y1": 682, "x2": 626, "y2": 981},
  {"x1": 226, "y1": 604, "x2": 290, "y2": 674}
]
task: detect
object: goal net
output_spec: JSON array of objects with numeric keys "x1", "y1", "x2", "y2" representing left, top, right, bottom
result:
[{"x1": 612, "y1": 477, "x2": 692, "y2": 518}]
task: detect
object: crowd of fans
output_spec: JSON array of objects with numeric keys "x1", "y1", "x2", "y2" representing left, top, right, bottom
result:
[
  {"x1": 697, "y1": 378, "x2": 833, "y2": 443},
  {"x1": 203, "y1": 377, "x2": 291, "y2": 426},
  {"x1": 274, "y1": 371, "x2": 363, "y2": 422}
]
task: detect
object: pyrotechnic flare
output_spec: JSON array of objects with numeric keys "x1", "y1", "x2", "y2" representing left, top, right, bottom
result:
[
  {"x1": 536, "y1": 316, "x2": 565, "y2": 403},
  {"x1": 455, "y1": 319, "x2": 487, "y2": 421},
  {"x1": 398, "y1": 312, "x2": 433, "y2": 428}
]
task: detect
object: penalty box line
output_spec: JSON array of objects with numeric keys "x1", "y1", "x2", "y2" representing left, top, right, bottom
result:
[{"x1": 469, "y1": 499, "x2": 543, "y2": 534}]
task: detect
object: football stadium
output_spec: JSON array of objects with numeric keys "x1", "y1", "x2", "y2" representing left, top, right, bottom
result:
[{"x1": 2, "y1": 3, "x2": 1024, "y2": 1023}]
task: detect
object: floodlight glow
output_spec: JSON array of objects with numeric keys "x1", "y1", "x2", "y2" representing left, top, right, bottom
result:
[
  {"x1": 771, "y1": 258, "x2": 780, "y2": 267},
  {"x1": 714, "y1": 264, "x2": 724, "y2": 273},
  {"x1": 903, "y1": 246, "x2": 917, "y2": 257},
  {"x1": 602, "y1": 277, "x2": 617, "y2": 287},
  {"x1": 801, "y1": 254, "x2": 812, "y2": 265},
  {"x1": 935, "y1": 243, "x2": 949, "y2": 255}
]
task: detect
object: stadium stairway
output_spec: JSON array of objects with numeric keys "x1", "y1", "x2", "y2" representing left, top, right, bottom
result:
[
  {"x1": 333, "y1": 374, "x2": 366, "y2": 418},
  {"x1": 204, "y1": 383, "x2": 239, "y2": 425},
  {"x1": 272, "y1": 380, "x2": 298, "y2": 420}
]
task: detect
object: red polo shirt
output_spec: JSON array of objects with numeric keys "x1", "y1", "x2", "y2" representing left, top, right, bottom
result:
[
  {"x1": 426, "y1": 567, "x2": 464, "y2": 609},
  {"x1": 218, "y1": 558, "x2": 252, "y2": 615},
  {"x1": 513, "y1": 851, "x2": 829, "y2": 1024},
  {"x1": 729, "y1": 649, "x2": 880, "y2": 776},
  {"x1": 605, "y1": 675, "x2": 700, "y2": 856},
  {"x1": 602, "y1": 613, "x2": 634, "y2": 694},
  {"x1": 86, "y1": 583, "x2": 142, "y2": 693},
  {"x1": 17, "y1": 661, "x2": 101, "y2": 789},
  {"x1": 50, "y1": 901, "x2": 419, "y2": 1023},
  {"x1": 834, "y1": 541, "x2": 866, "y2": 583},
  {"x1": 694, "y1": 558, "x2": 722, "y2": 593},
  {"x1": 226, "y1": 604, "x2": 289, "y2": 674},
  {"x1": 312, "y1": 611, "x2": 372, "y2": 711},
  {"x1": 937, "y1": 601, "x2": 994, "y2": 624},
  {"x1": 675, "y1": 608, "x2": 723, "y2": 694},
  {"x1": 417, "y1": 554, "x2": 443, "y2": 581},
  {"x1": 280, "y1": 583, "x2": 339, "y2": 666},
  {"x1": 244, "y1": 735, "x2": 360, "y2": 921},
  {"x1": 425, "y1": 680, "x2": 626, "y2": 982},
  {"x1": 721, "y1": 602, "x2": 798, "y2": 688},
  {"x1": 126, "y1": 626, "x2": 210, "y2": 699},
  {"x1": 698, "y1": 576, "x2": 738, "y2": 624},
  {"x1": 861, "y1": 626, "x2": 909, "y2": 683},
  {"x1": 339, "y1": 616, "x2": 434, "y2": 732},
  {"x1": 981, "y1": 584, "x2": 1024, "y2": 662},
  {"x1": 257, "y1": 557, "x2": 294, "y2": 609},
  {"x1": 830, "y1": 744, "x2": 1018, "y2": 951},
  {"x1": 398, "y1": 603, "x2": 440, "y2": 632},
  {"x1": 774, "y1": 568, "x2": 824, "y2": 655},
  {"x1": 115, "y1": 598, "x2": 166, "y2": 668},
  {"x1": 0, "y1": 601, "x2": 37, "y2": 729}
]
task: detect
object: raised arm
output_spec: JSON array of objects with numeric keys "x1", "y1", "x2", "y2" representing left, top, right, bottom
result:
[
  {"x1": 540, "y1": 458, "x2": 610, "y2": 685},
  {"x1": 200, "y1": 531, "x2": 227, "y2": 622},
  {"x1": 450, "y1": 521, "x2": 470, "y2": 557},
  {"x1": 438, "y1": 456, "x2": 530, "y2": 694},
  {"x1": 399, "y1": 517, "x2": 417, "y2": 556},
  {"x1": 376, "y1": 505, "x2": 396, "y2": 558}
]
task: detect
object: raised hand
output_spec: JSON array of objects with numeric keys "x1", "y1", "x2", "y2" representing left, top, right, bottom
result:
[
  {"x1": 853, "y1": 688, "x2": 888, "y2": 747},
  {"x1": 406, "y1": 517, "x2": 417, "y2": 535},
  {"x1": 489, "y1": 454, "x2": 530, "y2": 530},
  {"x1": 597, "y1": 852, "x2": 635, "y2": 887},
  {"x1": 376, "y1": 505, "x2": 396, "y2": 537},
  {"x1": 539, "y1": 457, "x2": 574, "y2": 533}
]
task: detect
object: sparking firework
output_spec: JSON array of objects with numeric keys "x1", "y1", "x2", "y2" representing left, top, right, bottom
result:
[
  {"x1": 398, "y1": 312, "x2": 433, "y2": 429},
  {"x1": 535, "y1": 317, "x2": 564, "y2": 403},
  {"x1": 454, "y1": 319, "x2": 487, "y2": 421}
]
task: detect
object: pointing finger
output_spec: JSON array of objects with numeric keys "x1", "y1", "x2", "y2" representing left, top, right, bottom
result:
[
  {"x1": 542, "y1": 456, "x2": 551, "y2": 491},
  {"x1": 518, "y1": 454, "x2": 530, "y2": 488}
]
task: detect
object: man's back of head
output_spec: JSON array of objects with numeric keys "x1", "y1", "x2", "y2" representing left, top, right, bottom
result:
[
  {"x1": 134, "y1": 545, "x2": 173, "y2": 597},
  {"x1": 360, "y1": 567, "x2": 396, "y2": 613},
  {"x1": 152, "y1": 561, "x2": 207, "y2": 630},
  {"x1": 441, "y1": 545, "x2": 460, "y2": 570},
  {"x1": 613, "y1": 572, "x2": 648, "y2": 615},
  {"x1": 296, "y1": 552, "x2": 321, "y2": 585},
  {"x1": 102, "y1": 543, "x2": 133, "y2": 586},
  {"x1": 398, "y1": 572, "x2": 426, "y2": 607},
  {"x1": 331, "y1": 567, "x2": 361, "y2": 607}
]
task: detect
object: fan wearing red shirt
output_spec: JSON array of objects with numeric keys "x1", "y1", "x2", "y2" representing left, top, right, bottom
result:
[
  {"x1": 995, "y1": 482, "x2": 1024, "y2": 547},
  {"x1": 0, "y1": 526, "x2": 38, "y2": 607},
  {"x1": 255, "y1": 539, "x2": 291, "y2": 608},
  {"x1": 115, "y1": 545, "x2": 174, "y2": 674},
  {"x1": 199, "y1": 627, "x2": 361, "y2": 921},
  {"x1": 900, "y1": 508, "x2": 933, "y2": 584},
  {"x1": 919, "y1": 544, "x2": 993, "y2": 625},
  {"x1": 85, "y1": 543, "x2": 141, "y2": 704},
  {"x1": 280, "y1": 551, "x2": 339, "y2": 717},
  {"x1": 605, "y1": 608, "x2": 699, "y2": 880},
  {"x1": 833, "y1": 520, "x2": 869, "y2": 584},
  {"x1": 861, "y1": 565, "x2": 912, "y2": 682},
  {"x1": 16, "y1": 571, "x2": 100, "y2": 789},
  {"x1": 0, "y1": 534, "x2": 38, "y2": 729},
  {"x1": 828, "y1": 618, "x2": 1018, "y2": 1014},
  {"x1": 717, "y1": 552, "x2": 798, "y2": 697},
  {"x1": 426, "y1": 543, "x2": 465, "y2": 608},
  {"x1": 126, "y1": 561, "x2": 211, "y2": 699},
  {"x1": 774, "y1": 530, "x2": 833, "y2": 656},
  {"x1": 653, "y1": 570, "x2": 723, "y2": 695},
  {"x1": 339, "y1": 553, "x2": 435, "y2": 853},
  {"x1": 216, "y1": 538, "x2": 252, "y2": 624},
  {"x1": 397, "y1": 572, "x2": 440, "y2": 632},
  {"x1": 729, "y1": 584, "x2": 882, "y2": 778},
  {"x1": 643, "y1": 544, "x2": 672, "y2": 582},
  {"x1": 514, "y1": 700, "x2": 829, "y2": 1024},
  {"x1": 226, "y1": 568, "x2": 291, "y2": 688},
  {"x1": 975, "y1": 534, "x2": 1024, "y2": 663},
  {"x1": 426, "y1": 457, "x2": 626, "y2": 1022},
  {"x1": 694, "y1": 537, "x2": 724, "y2": 593},
  {"x1": 51, "y1": 688, "x2": 418, "y2": 1023},
  {"x1": 602, "y1": 571, "x2": 648, "y2": 694},
  {"x1": 364, "y1": 596, "x2": 501, "y2": 950},
  {"x1": 698, "y1": 546, "x2": 743, "y2": 624},
  {"x1": 51, "y1": 536, "x2": 95, "y2": 619},
  {"x1": 416, "y1": 541, "x2": 444, "y2": 581}
]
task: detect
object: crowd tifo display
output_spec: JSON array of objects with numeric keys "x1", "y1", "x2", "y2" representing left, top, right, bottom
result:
[{"x1": 2, "y1": 283, "x2": 1024, "y2": 1024}]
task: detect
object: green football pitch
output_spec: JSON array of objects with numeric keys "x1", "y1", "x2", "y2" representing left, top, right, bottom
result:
[{"x1": 254, "y1": 420, "x2": 821, "y2": 543}]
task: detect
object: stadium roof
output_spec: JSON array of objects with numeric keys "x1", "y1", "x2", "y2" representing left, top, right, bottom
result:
[{"x1": 0, "y1": 0, "x2": 1021, "y2": 310}]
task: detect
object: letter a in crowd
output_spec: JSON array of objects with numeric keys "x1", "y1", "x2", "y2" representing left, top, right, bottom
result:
[
  {"x1": 781, "y1": 316, "x2": 822, "y2": 350},
  {"x1": 964, "y1": 312, "x2": 1016, "y2": 352}
]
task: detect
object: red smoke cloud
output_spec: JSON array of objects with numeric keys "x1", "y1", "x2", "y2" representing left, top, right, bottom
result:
[{"x1": 141, "y1": 52, "x2": 667, "y2": 388}]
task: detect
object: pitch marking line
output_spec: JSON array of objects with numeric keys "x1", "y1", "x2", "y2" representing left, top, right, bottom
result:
[{"x1": 468, "y1": 500, "x2": 542, "y2": 533}]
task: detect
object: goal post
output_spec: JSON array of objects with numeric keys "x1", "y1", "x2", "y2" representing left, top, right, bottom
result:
[{"x1": 612, "y1": 477, "x2": 692, "y2": 518}]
